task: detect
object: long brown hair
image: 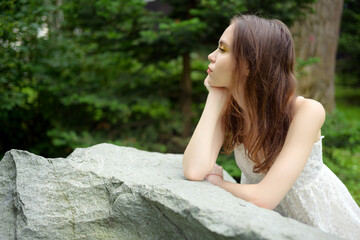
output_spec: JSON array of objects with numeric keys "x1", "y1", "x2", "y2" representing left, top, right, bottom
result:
[{"x1": 222, "y1": 15, "x2": 297, "y2": 173}]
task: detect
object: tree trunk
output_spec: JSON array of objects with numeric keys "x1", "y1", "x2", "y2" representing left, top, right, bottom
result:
[
  {"x1": 46, "y1": 0, "x2": 63, "y2": 32},
  {"x1": 180, "y1": 52, "x2": 193, "y2": 137},
  {"x1": 290, "y1": 0, "x2": 343, "y2": 112},
  {"x1": 179, "y1": 0, "x2": 197, "y2": 138}
]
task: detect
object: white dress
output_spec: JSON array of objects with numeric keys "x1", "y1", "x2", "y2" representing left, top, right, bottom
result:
[{"x1": 234, "y1": 137, "x2": 360, "y2": 240}]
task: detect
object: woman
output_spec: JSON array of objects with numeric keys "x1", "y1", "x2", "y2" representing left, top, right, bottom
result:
[{"x1": 182, "y1": 15, "x2": 360, "y2": 239}]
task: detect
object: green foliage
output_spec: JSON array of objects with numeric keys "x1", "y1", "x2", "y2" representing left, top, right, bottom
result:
[
  {"x1": 295, "y1": 57, "x2": 321, "y2": 80},
  {"x1": 0, "y1": 0, "x2": 54, "y2": 154},
  {"x1": 217, "y1": 152, "x2": 241, "y2": 181},
  {"x1": 322, "y1": 97, "x2": 360, "y2": 205},
  {"x1": 322, "y1": 110, "x2": 360, "y2": 150},
  {"x1": 0, "y1": 1, "x2": 343, "y2": 155},
  {"x1": 335, "y1": 80, "x2": 360, "y2": 106},
  {"x1": 1, "y1": 0, "x2": 358, "y2": 206},
  {"x1": 136, "y1": 0, "x2": 247, "y2": 62},
  {"x1": 324, "y1": 146, "x2": 360, "y2": 205},
  {"x1": 337, "y1": 0, "x2": 360, "y2": 86},
  {"x1": 243, "y1": 0, "x2": 315, "y2": 26}
]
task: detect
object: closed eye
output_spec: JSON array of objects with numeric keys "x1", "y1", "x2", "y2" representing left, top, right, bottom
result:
[{"x1": 218, "y1": 47, "x2": 225, "y2": 53}]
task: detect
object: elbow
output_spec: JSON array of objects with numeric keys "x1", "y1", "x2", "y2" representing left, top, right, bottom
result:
[
  {"x1": 245, "y1": 184, "x2": 280, "y2": 210},
  {"x1": 183, "y1": 168, "x2": 205, "y2": 181},
  {"x1": 182, "y1": 155, "x2": 210, "y2": 181},
  {"x1": 249, "y1": 198, "x2": 278, "y2": 210}
]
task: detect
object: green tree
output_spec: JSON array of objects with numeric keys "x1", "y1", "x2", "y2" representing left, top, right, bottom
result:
[
  {"x1": 138, "y1": 0, "x2": 316, "y2": 137},
  {"x1": 0, "y1": 0, "x2": 317, "y2": 158},
  {"x1": 290, "y1": 0, "x2": 344, "y2": 112},
  {"x1": 244, "y1": 0, "x2": 315, "y2": 26},
  {"x1": 337, "y1": 0, "x2": 360, "y2": 87},
  {"x1": 138, "y1": 0, "x2": 247, "y2": 137},
  {"x1": 0, "y1": 0, "x2": 53, "y2": 154}
]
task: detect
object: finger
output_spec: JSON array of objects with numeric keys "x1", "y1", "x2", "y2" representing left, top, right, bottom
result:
[
  {"x1": 216, "y1": 166, "x2": 224, "y2": 175},
  {"x1": 204, "y1": 76, "x2": 211, "y2": 88},
  {"x1": 215, "y1": 164, "x2": 223, "y2": 171}
]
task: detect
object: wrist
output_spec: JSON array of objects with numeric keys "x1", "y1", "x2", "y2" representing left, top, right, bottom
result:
[
  {"x1": 206, "y1": 173, "x2": 223, "y2": 178},
  {"x1": 206, "y1": 92, "x2": 228, "y2": 112},
  {"x1": 214, "y1": 177, "x2": 224, "y2": 186},
  {"x1": 206, "y1": 173, "x2": 224, "y2": 186}
]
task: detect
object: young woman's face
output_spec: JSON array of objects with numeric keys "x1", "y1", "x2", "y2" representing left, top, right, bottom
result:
[{"x1": 206, "y1": 24, "x2": 234, "y2": 89}]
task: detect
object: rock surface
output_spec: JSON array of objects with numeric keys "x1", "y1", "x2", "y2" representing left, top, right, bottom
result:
[{"x1": 0, "y1": 143, "x2": 341, "y2": 240}]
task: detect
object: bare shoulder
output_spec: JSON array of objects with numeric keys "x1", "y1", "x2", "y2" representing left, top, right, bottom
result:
[
  {"x1": 294, "y1": 96, "x2": 326, "y2": 125},
  {"x1": 288, "y1": 97, "x2": 326, "y2": 142}
]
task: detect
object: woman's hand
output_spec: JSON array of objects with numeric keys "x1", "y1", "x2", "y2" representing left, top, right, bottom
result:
[
  {"x1": 182, "y1": 77, "x2": 228, "y2": 181},
  {"x1": 205, "y1": 163, "x2": 224, "y2": 186},
  {"x1": 204, "y1": 76, "x2": 230, "y2": 109}
]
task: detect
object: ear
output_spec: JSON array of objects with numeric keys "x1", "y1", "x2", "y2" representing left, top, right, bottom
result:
[
  {"x1": 244, "y1": 65, "x2": 250, "y2": 77},
  {"x1": 242, "y1": 62, "x2": 250, "y2": 78}
]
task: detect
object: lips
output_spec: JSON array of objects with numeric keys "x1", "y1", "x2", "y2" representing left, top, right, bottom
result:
[{"x1": 207, "y1": 66, "x2": 213, "y2": 74}]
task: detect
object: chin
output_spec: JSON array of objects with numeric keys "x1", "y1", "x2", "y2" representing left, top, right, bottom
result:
[
  {"x1": 211, "y1": 83, "x2": 224, "y2": 88},
  {"x1": 208, "y1": 80, "x2": 219, "y2": 87}
]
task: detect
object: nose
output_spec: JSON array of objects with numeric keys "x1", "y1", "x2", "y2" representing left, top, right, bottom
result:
[{"x1": 208, "y1": 49, "x2": 216, "y2": 63}]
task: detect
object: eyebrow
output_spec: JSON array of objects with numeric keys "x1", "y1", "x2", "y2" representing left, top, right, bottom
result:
[{"x1": 219, "y1": 40, "x2": 230, "y2": 47}]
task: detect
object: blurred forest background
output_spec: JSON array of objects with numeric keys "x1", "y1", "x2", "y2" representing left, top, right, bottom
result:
[{"x1": 1, "y1": 0, "x2": 359, "y2": 204}]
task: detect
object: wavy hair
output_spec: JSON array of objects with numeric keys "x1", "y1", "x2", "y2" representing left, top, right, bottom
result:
[{"x1": 222, "y1": 15, "x2": 297, "y2": 173}]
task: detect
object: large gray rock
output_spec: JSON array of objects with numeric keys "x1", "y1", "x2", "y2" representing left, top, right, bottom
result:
[{"x1": 0, "y1": 144, "x2": 341, "y2": 240}]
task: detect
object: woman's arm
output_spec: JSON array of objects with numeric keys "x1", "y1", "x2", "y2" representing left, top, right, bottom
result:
[
  {"x1": 207, "y1": 98, "x2": 326, "y2": 209},
  {"x1": 182, "y1": 77, "x2": 229, "y2": 181}
]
